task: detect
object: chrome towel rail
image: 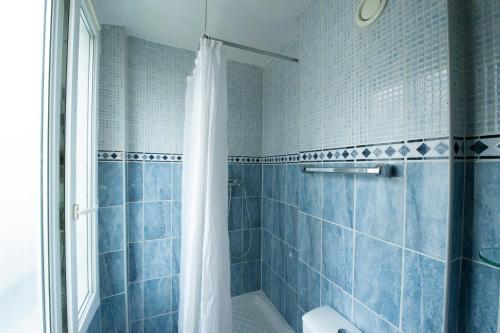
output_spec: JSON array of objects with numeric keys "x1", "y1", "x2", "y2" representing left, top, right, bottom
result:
[{"x1": 301, "y1": 164, "x2": 393, "y2": 177}]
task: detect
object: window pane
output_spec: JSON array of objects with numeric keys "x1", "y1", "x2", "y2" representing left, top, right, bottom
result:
[{"x1": 75, "y1": 15, "x2": 93, "y2": 311}]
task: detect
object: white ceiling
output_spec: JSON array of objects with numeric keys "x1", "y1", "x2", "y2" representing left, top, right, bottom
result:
[{"x1": 92, "y1": 0, "x2": 311, "y2": 66}]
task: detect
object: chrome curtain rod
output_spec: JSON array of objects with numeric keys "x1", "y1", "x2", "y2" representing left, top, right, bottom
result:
[{"x1": 203, "y1": 34, "x2": 299, "y2": 63}]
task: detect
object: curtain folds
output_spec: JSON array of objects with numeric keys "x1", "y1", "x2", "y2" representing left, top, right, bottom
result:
[{"x1": 178, "y1": 38, "x2": 232, "y2": 333}]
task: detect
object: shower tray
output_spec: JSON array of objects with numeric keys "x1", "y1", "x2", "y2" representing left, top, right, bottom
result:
[{"x1": 232, "y1": 291, "x2": 293, "y2": 333}]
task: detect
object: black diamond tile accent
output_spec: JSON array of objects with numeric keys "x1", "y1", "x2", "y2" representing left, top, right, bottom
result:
[
  {"x1": 454, "y1": 142, "x2": 460, "y2": 154},
  {"x1": 385, "y1": 146, "x2": 395, "y2": 157},
  {"x1": 302, "y1": 154, "x2": 307, "y2": 160},
  {"x1": 327, "y1": 151, "x2": 333, "y2": 159},
  {"x1": 362, "y1": 148, "x2": 371, "y2": 158},
  {"x1": 399, "y1": 145, "x2": 410, "y2": 156},
  {"x1": 416, "y1": 143, "x2": 430, "y2": 156},
  {"x1": 434, "y1": 142, "x2": 449, "y2": 155},
  {"x1": 313, "y1": 153, "x2": 318, "y2": 160},
  {"x1": 342, "y1": 150, "x2": 349, "y2": 158},
  {"x1": 470, "y1": 140, "x2": 488, "y2": 155}
]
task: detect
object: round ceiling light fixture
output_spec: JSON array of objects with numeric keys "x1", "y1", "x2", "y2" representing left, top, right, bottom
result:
[{"x1": 355, "y1": 0, "x2": 387, "y2": 27}]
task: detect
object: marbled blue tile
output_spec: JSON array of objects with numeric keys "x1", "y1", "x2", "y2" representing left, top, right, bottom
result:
[
  {"x1": 321, "y1": 163, "x2": 354, "y2": 228},
  {"x1": 101, "y1": 293, "x2": 126, "y2": 333},
  {"x1": 262, "y1": 197, "x2": 274, "y2": 233},
  {"x1": 172, "y1": 163, "x2": 182, "y2": 201},
  {"x1": 244, "y1": 197, "x2": 261, "y2": 228},
  {"x1": 463, "y1": 161, "x2": 500, "y2": 260},
  {"x1": 263, "y1": 165, "x2": 274, "y2": 198},
  {"x1": 157, "y1": 163, "x2": 172, "y2": 201},
  {"x1": 299, "y1": 165, "x2": 322, "y2": 217},
  {"x1": 322, "y1": 222, "x2": 353, "y2": 292},
  {"x1": 230, "y1": 263, "x2": 242, "y2": 296},
  {"x1": 271, "y1": 271, "x2": 284, "y2": 314},
  {"x1": 130, "y1": 320, "x2": 144, "y2": 333},
  {"x1": 297, "y1": 260, "x2": 320, "y2": 312},
  {"x1": 273, "y1": 164, "x2": 287, "y2": 201},
  {"x1": 98, "y1": 206, "x2": 124, "y2": 253},
  {"x1": 144, "y1": 201, "x2": 171, "y2": 240},
  {"x1": 128, "y1": 242, "x2": 143, "y2": 282},
  {"x1": 144, "y1": 314, "x2": 171, "y2": 333},
  {"x1": 127, "y1": 203, "x2": 143, "y2": 242},
  {"x1": 298, "y1": 213, "x2": 321, "y2": 271},
  {"x1": 352, "y1": 301, "x2": 398, "y2": 333},
  {"x1": 272, "y1": 236, "x2": 285, "y2": 278},
  {"x1": 273, "y1": 201, "x2": 286, "y2": 239},
  {"x1": 144, "y1": 277, "x2": 172, "y2": 317},
  {"x1": 86, "y1": 307, "x2": 101, "y2": 333},
  {"x1": 451, "y1": 161, "x2": 464, "y2": 260},
  {"x1": 284, "y1": 283, "x2": 298, "y2": 331},
  {"x1": 129, "y1": 282, "x2": 144, "y2": 321},
  {"x1": 459, "y1": 260, "x2": 500, "y2": 333},
  {"x1": 285, "y1": 205, "x2": 298, "y2": 248},
  {"x1": 242, "y1": 228, "x2": 261, "y2": 261},
  {"x1": 262, "y1": 230, "x2": 272, "y2": 266},
  {"x1": 143, "y1": 163, "x2": 159, "y2": 202},
  {"x1": 321, "y1": 277, "x2": 352, "y2": 320},
  {"x1": 243, "y1": 164, "x2": 262, "y2": 197},
  {"x1": 98, "y1": 162, "x2": 124, "y2": 207},
  {"x1": 171, "y1": 311, "x2": 178, "y2": 333},
  {"x1": 297, "y1": 307, "x2": 305, "y2": 333},
  {"x1": 355, "y1": 163, "x2": 404, "y2": 245},
  {"x1": 127, "y1": 162, "x2": 143, "y2": 202},
  {"x1": 172, "y1": 238, "x2": 181, "y2": 275},
  {"x1": 402, "y1": 251, "x2": 445, "y2": 332},
  {"x1": 228, "y1": 197, "x2": 243, "y2": 231},
  {"x1": 172, "y1": 200, "x2": 181, "y2": 238},
  {"x1": 229, "y1": 231, "x2": 243, "y2": 263},
  {"x1": 354, "y1": 234, "x2": 402, "y2": 326},
  {"x1": 405, "y1": 162, "x2": 449, "y2": 259},
  {"x1": 242, "y1": 260, "x2": 261, "y2": 293},
  {"x1": 285, "y1": 164, "x2": 299, "y2": 206},
  {"x1": 172, "y1": 275, "x2": 179, "y2": 312},
  {"x1": 99, "y1": 250, "x2": 125, "y2": 297},
  {"x1": 262, "y1": 262, "x2": 272, "y2": 297},
  {"x1": 285, "y1": 244, "x2": 298, "y2": 290},
  {"x1": 144, "y1": 239, "x2": 171, "y2": 279},
  {"x1": 447, "y1": 259, "x2": 460, "y2": 333}
]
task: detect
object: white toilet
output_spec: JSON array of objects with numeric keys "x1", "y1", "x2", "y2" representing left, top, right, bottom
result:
[{"x1": 302, "y1": 306, "x2": 362, "y2": 333}]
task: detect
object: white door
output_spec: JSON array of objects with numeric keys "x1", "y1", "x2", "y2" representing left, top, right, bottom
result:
[{"x1": 65, "y1": 0, "x2": 100, "y2": 332}]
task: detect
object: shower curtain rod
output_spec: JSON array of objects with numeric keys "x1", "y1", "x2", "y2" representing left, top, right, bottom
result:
[{"x1": 202, "y1": 34, "x2": 299, "y2": 63}]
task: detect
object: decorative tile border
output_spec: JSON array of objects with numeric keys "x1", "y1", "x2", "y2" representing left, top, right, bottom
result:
[
  {"x1": 299, "y1": 137, "x2": 451, "y2": 163},
  {"x1": 98, "y1": 150, "x2": 124, "y2": 161},
  {"x1": 261, "y1": 154, "x2": 300, "y2": 164},
  {"x1": 463, "y1": 135, "x2": 500, "y2": 159}
]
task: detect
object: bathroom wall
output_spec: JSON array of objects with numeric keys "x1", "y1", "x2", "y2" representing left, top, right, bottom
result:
[
  {"x1": 455, "y1": 0, "x2": 500, "y2": 332},
  {"x1": 262, "y1": 1, "x2": 452, "y2": 332},
  {"x1": 94, "y1": 25, "x2": 264, "y2": 333}
]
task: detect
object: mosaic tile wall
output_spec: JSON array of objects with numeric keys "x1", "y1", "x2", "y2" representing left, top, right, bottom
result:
[
  {"x1": 99, "y1": 25, "x2": 263, "y2": 157},
  {"x1": 263, "y1": 0, "x2": 450, "y2": 153}
]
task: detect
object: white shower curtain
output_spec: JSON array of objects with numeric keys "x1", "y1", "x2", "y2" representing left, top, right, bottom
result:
[{"x1": 178, "y1": 38, "x2": 232, "y2": 333}]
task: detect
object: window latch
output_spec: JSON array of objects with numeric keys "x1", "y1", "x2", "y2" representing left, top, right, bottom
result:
[{"x1": 73, "y1": 203, "x2": 98, "y2": 221}]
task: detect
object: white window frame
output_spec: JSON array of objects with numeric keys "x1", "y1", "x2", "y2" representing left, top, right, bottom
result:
[{"x1": 64, "y1": 0, "x2": 100, "y2": 332}]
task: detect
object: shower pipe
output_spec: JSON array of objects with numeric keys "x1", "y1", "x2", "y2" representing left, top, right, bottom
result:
[{"x1": 228, "y1": 179, "x2": 255, "y2": 259}]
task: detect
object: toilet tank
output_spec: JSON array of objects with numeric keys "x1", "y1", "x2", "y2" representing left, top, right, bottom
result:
[{"x1": 302, "y1": 306, "x2": 362, "y2": 333}]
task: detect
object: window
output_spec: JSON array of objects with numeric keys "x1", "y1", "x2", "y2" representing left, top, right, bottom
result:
[{"x1": 65, "y1": 1, "x2": 100, "y2": 332}]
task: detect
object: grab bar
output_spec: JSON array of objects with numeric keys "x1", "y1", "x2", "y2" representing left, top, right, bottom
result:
[{"x1": 301, "y1": 164, "x2": 393, "y2": 177}]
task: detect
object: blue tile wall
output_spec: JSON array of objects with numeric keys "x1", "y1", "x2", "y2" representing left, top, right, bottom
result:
[
  {"x1": 261, "y1": 159, "x2": 450, "y2": 333},
  {"x1": 120, "y1": 160, "x2": 180, "y2": 332},
  {"x1": 228, "y1": 163, "x2": 262, "y2": 297}
]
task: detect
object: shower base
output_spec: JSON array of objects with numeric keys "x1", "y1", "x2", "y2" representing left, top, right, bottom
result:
[{"x1": 232, "y1": 291, "x2": 293, "y2": 333}]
